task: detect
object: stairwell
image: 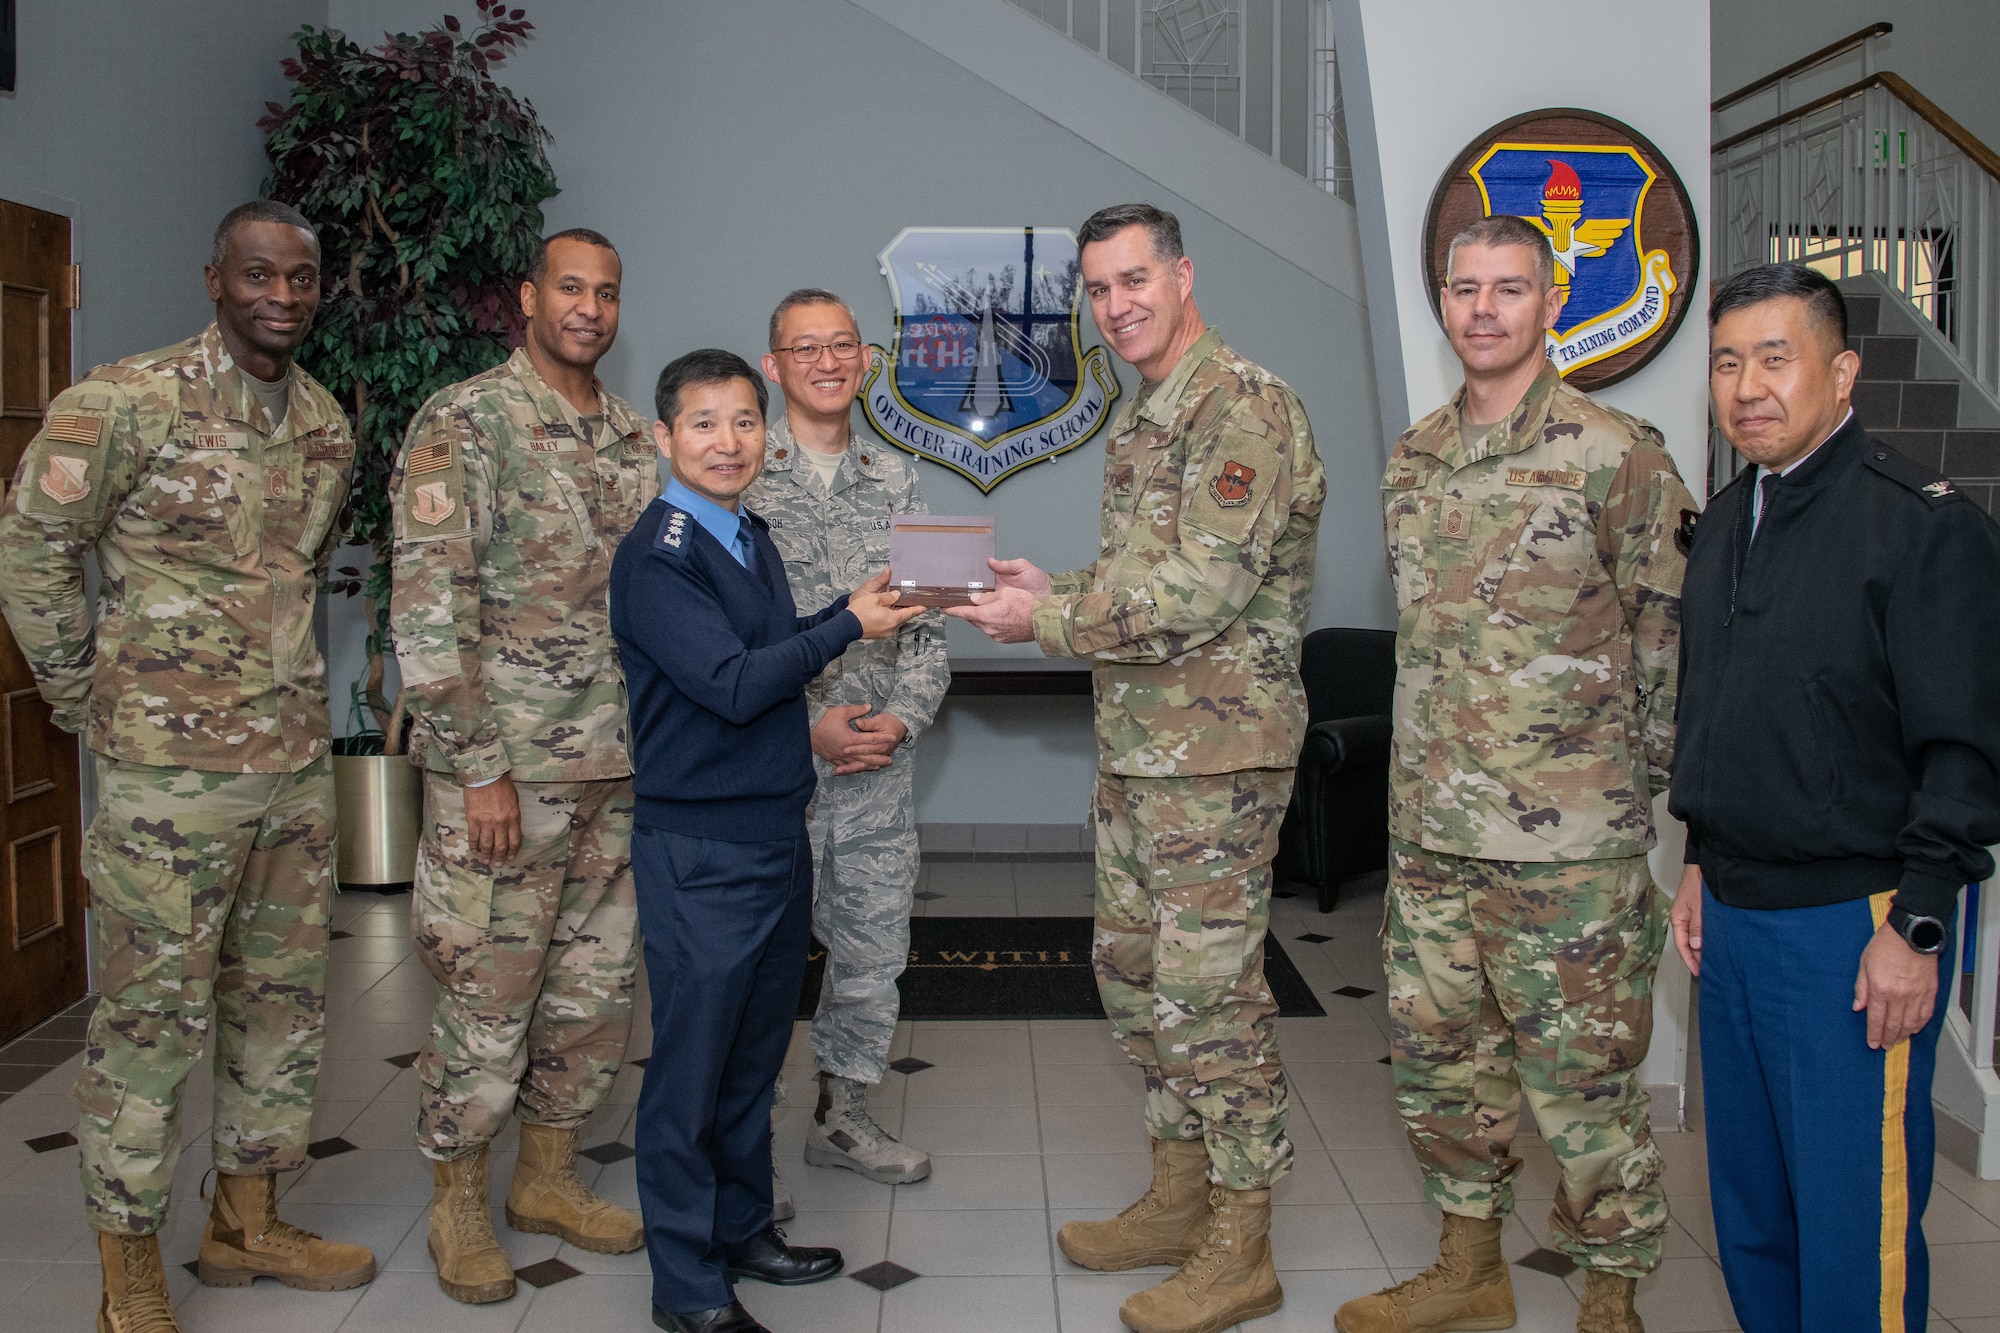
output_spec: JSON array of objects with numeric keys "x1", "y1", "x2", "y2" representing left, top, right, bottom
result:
[{"x1": 1841, "y1": 276, "x2": 2000, "y2": 517}]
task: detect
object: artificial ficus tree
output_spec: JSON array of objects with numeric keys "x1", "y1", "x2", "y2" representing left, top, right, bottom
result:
[{"x1": 259, "y1": 0, "x2": 557, "y2": 745}]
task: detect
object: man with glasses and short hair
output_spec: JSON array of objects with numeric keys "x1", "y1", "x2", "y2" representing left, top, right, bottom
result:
[{"x1": 745, "y1": 290, "x2": 948, "y2": 1200}]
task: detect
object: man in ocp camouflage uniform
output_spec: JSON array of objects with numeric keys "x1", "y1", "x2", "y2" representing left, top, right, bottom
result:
[
  {"x1": 0, "y1": 201, "x2": 377, "y2": 1333},
  {"x1": 745, "y1": 289, "x2": 948, "y2": 1195},
  {"x1": 951, "y1": 204, "x2": 1322, "y2": 1333},
  {"x1": 390, "y1": 229, "x2": 657, "y2": 1305},
  {"x1": 1335, "y1": 216, "x2": 1692, "y2": 1333}
]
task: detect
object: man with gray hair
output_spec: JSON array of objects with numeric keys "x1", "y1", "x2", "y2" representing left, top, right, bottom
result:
[
  {"x1": 1335, "y1": 214, "x2": 1694, "y2": 1333},
  {"x1": 744, "y1": 288, "x2": 948, "y2": 1195}
]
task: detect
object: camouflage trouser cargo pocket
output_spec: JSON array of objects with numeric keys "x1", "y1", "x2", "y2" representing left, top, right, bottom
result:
[
  {"x1": 73, "y1": 1065, "x2": 139, "y2": 1147},
  {"x1": 413, "y1": 791, "x2": 499, "y2": 1000},
  {"x1": 1146, "y1": 817, "x2": 1277, "y2": 981},
  {"x1": 1549, "y1": 884, "x2": 1666, "y2": 1092},
  {"x1": 82, "y1": 822, "x2": 196, "y2": 938}
]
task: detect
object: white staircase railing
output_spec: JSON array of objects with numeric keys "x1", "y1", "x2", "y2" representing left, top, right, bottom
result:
[
  {"x1": 1712, "y1": 24, "x2": 2000, "y2": 405},
  {"x1": 1005, "y1": 0, "x2": 1353, "y2": 201},
  {"x1": 1944, "y1": 857, "x2": 2000, "y2": 1178}
]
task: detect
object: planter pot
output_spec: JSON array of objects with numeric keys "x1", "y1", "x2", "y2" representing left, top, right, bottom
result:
[{"x1": 332, "y1": 744, "x2": 423, "y2": 893}]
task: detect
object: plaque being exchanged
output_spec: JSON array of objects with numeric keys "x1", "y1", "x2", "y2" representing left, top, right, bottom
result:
[{"x1": 888, "y1": 515, "x2": 996, "y2": 608}]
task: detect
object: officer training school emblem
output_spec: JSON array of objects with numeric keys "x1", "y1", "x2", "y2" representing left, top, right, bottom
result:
[
  {"x1": 862, "y1": 227, "x2": 1122, "y2": 493},
  {"x1": 1424, "y1": 109, "x2": 1699, "y2": 390}
]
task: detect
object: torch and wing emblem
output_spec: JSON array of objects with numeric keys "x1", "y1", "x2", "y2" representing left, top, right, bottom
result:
[
  {"x1": 1467, "y1": 143, "x2": 1680, "y2": 377},
  {"x1": 1518, "y1": 159, "x2": 1631, "y2": 303}
]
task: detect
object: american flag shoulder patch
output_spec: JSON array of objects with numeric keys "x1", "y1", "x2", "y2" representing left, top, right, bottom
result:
[
  {"x1": 405, "y1": 439, "x2": 453, "y2": 476},
  {"x1": 43, "y1": 413, "x2": 104, "y2": 447}
]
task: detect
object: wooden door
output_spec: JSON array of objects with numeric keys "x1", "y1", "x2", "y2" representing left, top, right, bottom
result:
[{"x1": 0, "y1": 199, "x2": 85, "y2": 1044}]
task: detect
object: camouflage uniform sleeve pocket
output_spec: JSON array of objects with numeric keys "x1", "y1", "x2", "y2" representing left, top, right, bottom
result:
[
  {"x1": 400, "y1": 442, "x2": 473, "y2": 542},
  {"x1": 19, "y1": 441, "x2": 113, "y2": 525},
  {"x1": 1183, "y1": 435, "x2": 1284, "y2": 547}
]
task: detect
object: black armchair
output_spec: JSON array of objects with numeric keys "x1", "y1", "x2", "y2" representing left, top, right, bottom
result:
[{"x1": 1274, "y1": 627, "x2": 1395, "y2": 912}]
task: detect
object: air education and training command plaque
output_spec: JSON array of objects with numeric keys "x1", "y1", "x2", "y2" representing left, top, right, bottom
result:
[{"x1": 1423, "y1": 108, "x2": 1700, "y2": 391}]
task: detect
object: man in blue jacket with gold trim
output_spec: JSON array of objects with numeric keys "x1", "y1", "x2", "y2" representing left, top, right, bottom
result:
[{"x1": 610, "y1": 348, "x2": 920, "y2": 1333}]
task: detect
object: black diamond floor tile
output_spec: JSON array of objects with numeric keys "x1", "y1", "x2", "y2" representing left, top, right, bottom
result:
[
  {"x1": 629, "y1": 1056, "x2": 648, "y2": 1069},
  {"x1": 580, "y1": 1140, "x2": 636, "y2": 1165},
  {"x1": 1515, "y1": 1247, "x2": 1577, "y2": 1277},
  {"x1": 182, "y1": 1260, "x2": 201, "y2": 1278},
  {"x1": 887, "y1": 1057, "x2": 933, "y2": 1075},
  {"x1": 25, "y1": 1130, "x2": 77, "y2": 1153},
  {"x1": 1332, "y1": 985, "x2": 1377, "y2": 999},
  {"x1": 329, "y1": 929, "x2": 354, "y2": 940},
  {"x1": 384, "y1": 1050, "x2": 420, "y2": 1068},
  {"x1": 1295, "y1": 932, "x2": 1331, "y2": 944},
  {"x1": 1377, "y1": 1056, "x2": 1392, "y2": 1065},
  {"x1": 913, "y1": 891, "x2": 944, "y2": 901},
  {"x1": 850, "y1": 1260, "x2": 920, "y2": 1292},
  {"x1": 515, "y1": 1257, "x2": 583, "y2": 1288},
  {"x1": 305, "y1": 1136, "x2": 357, "y2": 1160}
]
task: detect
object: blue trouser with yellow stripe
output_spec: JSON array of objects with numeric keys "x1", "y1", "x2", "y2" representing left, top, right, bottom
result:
[{"x1": 1699, "y1": 884, "x2": 1952, "y2": 1333}]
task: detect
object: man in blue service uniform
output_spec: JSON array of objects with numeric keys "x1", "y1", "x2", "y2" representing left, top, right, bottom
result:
[
  {"x1": 610, "y1": 348, "x2": 922, "y2": 1333},
  {"x1": 1669, "y1": 263, "x2": 2000, "y2": 1333}
]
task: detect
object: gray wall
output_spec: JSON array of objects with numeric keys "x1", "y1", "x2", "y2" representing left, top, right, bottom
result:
[
  {"x1": 329, "y1": 0, "x2": 1390, "y2": 823},
  {"x1": 0, "y1": 0, "x2": 327, "y2": 371},
  {"x1": 1713, "y1": 0, "x2": 2000, "y2": 151}
]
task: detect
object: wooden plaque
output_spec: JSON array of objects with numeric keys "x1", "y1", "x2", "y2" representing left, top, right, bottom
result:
[{"x1": 1423, "y1": 108, "x2": 1701, "y2": 391}]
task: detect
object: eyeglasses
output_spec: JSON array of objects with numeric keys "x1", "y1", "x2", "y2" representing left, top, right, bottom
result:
[{"x1": 772, "y1": 339, "x2": 864, "y2": 364}]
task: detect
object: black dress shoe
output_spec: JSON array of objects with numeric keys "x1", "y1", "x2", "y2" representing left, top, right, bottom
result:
[
  {"x1": 723, "y1": 1226, "x2": 844, "y2": 1285},
  {"x1": 651, "y1": 1301, "x2": 771, "y2": 1333}
]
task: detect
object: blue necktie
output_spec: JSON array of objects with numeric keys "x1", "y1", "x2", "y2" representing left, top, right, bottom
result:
[{"x1": 734, "y1": 526, "x2": 754, "y2": 569}]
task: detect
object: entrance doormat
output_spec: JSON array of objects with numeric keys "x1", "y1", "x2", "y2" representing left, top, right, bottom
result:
[{"x1": 798, "y1": 916, "x2": 1327, "y2": 1020}]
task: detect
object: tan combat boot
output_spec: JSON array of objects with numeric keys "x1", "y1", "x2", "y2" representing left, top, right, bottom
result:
[
  {"x1": 428, "y1": 1146, "x2": 516, "y2": 1304},
  {"x1": 1118, "y1": 1185, "x2": 1283, "y2": 1333},
  {"x1": 1057, "y1": 1137, "x2": 1212, "y2": 1271},
  {"x1": 506, "y1": 1121, "x2": 643, "y2": 1253},
  {"x1": 1577, "y1": 1271, "x2": 1644, "y2": 1333},
  {"x1": 803, "y1": 1071, "x2": 931, "y2": 1182},
  {"x1": 1333, "y1": 1212, "x2": 1515, "y2": 1333},
  {"x1": 97, "y1": 1231, "x2": 182, "y2": 1333},
  {"x1": 197, "y1": 1171, "x2": 376, "y2": 1290}
]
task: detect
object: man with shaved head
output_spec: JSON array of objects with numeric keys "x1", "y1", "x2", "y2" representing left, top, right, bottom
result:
[
  {"x1": 0, "y1": 199, "x2": 376, "y2": 1332},
  {"x1": 1670, "y1": 262, "x2": 2000, "y2": 1332}
]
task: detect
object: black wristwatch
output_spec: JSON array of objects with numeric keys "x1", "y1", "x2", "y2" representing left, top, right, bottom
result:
[{"x1": 1886, "y1": 905, "x2": 1947, "y2": 955}]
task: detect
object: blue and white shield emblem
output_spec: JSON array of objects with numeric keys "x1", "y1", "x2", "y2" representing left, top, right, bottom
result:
[
  {"x1": 1468, "y1": 144, "x2": 1680, "y2": 375},
  {"x1": 862, "y1": 227, "x2": 1122, "y2": 493}
]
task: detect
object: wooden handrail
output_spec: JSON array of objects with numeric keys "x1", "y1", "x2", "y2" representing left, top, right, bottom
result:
[
  {"x1": 1713, "y1": 69, "x2": 2000, "y2": 184},
  {"x1": 1712, "y1": 20, "x2": 1892, "y2": 112}
]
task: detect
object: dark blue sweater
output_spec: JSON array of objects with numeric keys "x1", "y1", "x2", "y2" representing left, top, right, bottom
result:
[{"x1": 611, "y1": 497, "x2": 862, "y2": 842}]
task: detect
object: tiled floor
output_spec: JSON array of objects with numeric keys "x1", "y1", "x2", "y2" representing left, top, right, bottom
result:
[{"x1": 3, "y1": 863, "x2": 1997, "y2": 1331}]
